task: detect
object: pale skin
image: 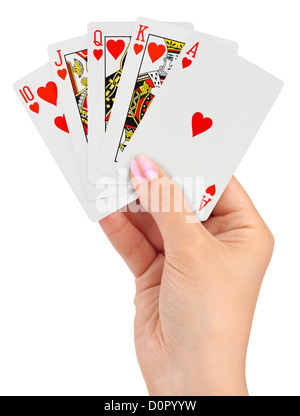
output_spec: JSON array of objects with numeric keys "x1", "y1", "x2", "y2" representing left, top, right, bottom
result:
[{"x1": 100, "y1": 155, "x2": 275, "y2": 396}]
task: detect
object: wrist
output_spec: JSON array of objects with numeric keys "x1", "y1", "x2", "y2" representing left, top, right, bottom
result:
[
  {"x1": 147, "y1": 376, "x2": 248, "y2": 397},
  {"x1": 145, "y1": 363, "x2": 248, "y2": 396}
]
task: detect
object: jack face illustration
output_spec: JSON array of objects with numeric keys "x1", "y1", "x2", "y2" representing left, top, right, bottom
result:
[
  {"x1": 115, "y1": 37, "x2": 184, "y2": 161},
  {"x1": 65, "y1": 50, "x2": 88, "y2": 140}
]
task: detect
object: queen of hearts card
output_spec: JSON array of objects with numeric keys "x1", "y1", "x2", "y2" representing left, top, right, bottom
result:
[{"x1": 105, "y1": 43, "x2": 129, "y2": 130}]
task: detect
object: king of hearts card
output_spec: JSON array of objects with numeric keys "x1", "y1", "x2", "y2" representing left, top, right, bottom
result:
[{"x1": 116, "y1": 37, "x2": 184, "y2": 160}]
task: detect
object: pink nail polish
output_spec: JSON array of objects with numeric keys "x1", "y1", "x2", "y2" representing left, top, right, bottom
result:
[{"x1": 130, "y1": 155, "x2": 159, "y2": 183}]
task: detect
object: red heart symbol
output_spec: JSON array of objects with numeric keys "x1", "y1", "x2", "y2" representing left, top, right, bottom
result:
[
  {"x1": 134, "y1": 43, "x2": 143, "y2": 55},
  {"x1": 107, "y1": 39, "x2": 125, "y2": 60},
  {"x1": 93, "y1": 49, "x2": 103, "y2": 61},
  {"x1": 29, "y1": 102, "x2": 39, "y2": 114},
  {"x1": 57, "y1": 69, "x2": 67, "y2": 80},
  {"x1": 37, "y1": 81, "x2": 58, "y2": 106},
  {"x1": 206, "y1": 185, "x2": 216, "y2": 197},
  {"x1": 54, "y1": 114, "x2": 69, "y2": 133},
  {"x1": 148, "y1": 42, "x2": 166, "y2": 63},
  {"x1": 182, "y1": 57, "x2": 192, "y2": 69},
  {"x1": 192, "y1": 112, "x2": 213, "y2": 137}
]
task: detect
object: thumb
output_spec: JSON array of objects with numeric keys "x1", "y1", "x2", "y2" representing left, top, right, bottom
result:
[{"x1": 129, "y1": 154, "x2": 208, "y2": 246}]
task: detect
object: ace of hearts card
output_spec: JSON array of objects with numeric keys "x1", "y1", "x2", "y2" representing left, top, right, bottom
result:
[{"x1": 117, "y1": 31, "x2": 283, "y2": 221}]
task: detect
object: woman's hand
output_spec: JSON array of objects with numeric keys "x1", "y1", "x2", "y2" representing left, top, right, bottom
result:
[{"x1": 100, "y1": 155, "x2": 274, "y2": 396}]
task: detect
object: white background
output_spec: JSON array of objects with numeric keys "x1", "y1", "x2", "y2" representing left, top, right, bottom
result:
[{"x1": 1, "y1": 0, "x2": 299, "y2": 396}]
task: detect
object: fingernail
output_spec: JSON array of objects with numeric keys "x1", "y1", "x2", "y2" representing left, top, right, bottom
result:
[{"x1": 130, "y1": 154, "x2": 159, "y2": 184}]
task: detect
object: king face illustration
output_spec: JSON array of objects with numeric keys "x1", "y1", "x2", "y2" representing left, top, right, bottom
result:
[
  {"x1": 158, "y1": 39, "x2": 183, "y2": 78},
  {"x1": 115, "y1": 38, "x2": 184, "y2": 161}
]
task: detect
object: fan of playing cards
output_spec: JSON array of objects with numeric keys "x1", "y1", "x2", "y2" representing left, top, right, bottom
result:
[{"x1": 14, "y1": 18, "x2": 283, "y2": 222}]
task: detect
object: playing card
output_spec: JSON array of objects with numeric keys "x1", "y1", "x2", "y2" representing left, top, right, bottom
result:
[
  {"x1": 88, "y1": 22, "x2": 133, "y2": 184},
  {"x1": 96, "y1": 18, "x2": 239, "y2": 178},
  {"x1": 117, "y1": 31, "x2": 283, "y2": 221},
  {"x1": 14, "y1": 63, "x2": 136, "y2": 221},
  {"x1": 48, "y1": 35, "x2": 132, "y2": 198},
  {"x1": 87, "y1": 21, "x2": 195, "y2": 184},
  {"x1": 48, "y1": 36, "x2": 101, "y2": 200}
]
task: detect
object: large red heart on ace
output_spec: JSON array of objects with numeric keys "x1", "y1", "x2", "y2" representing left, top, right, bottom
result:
[
  {"x1": 107, "y1": 39, "x2": 125, "y2": 60},
  {"x1": 37, "y1": 81, "x2": 58, "y2": 106},
  {"x1": 192, "y1": 112, "x2": 213, "y2": 137},
  {"x1": 148, "y1": 42, "x2": 166, "y2": 63}
]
